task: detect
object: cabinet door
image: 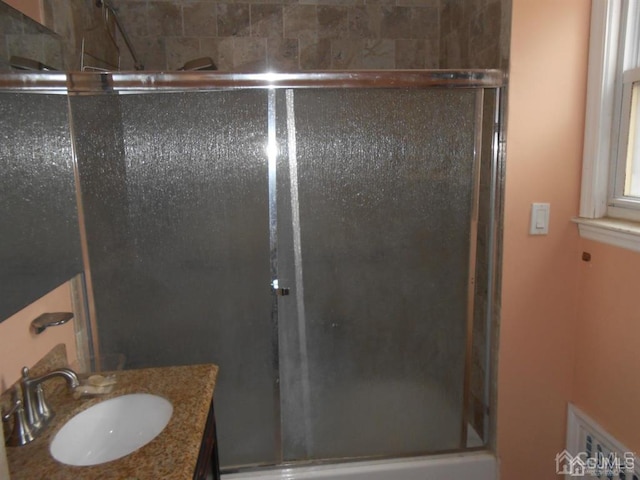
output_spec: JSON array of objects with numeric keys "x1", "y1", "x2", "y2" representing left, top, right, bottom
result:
[{"x1": 194, "y1": 401, "x2": 220, "y2": 480}]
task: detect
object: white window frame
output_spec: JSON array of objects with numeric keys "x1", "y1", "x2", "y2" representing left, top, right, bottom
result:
[
  {"x1": 576, "y1": 0, "x2": 640, "y2": 252},
  {"x1": 610, "y1": 67, "x2": 640, "y2": 214}
]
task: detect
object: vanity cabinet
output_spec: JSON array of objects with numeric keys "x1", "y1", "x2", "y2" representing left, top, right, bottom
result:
[
  {"x1": 194, "y1": 401, "x2": 221, "y2": 480},
  {"x1": 5, "y1": 363, "x2": 219, "y2": 480}
]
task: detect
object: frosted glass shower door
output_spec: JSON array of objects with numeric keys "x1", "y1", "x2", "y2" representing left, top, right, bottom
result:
[
  {"x1": 71, "y1": 91, "x2": 278, "y2": 467},
  {"x1": 71, "y1": 83, "x2": 487, "y2": 468},
  {"x1": 278, "y1": 89, "x2": 478, "y2": 460}
]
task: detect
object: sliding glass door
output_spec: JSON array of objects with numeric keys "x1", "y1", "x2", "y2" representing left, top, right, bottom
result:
[
  {"x1": 71, "y1": 83, "x2": 487, "y2": 468},
  {"x1": 277, "y1": 89, "x2": 479, "y2": 460},
  {"x1": 72, "y1": 91, "x2": 278, "y2": 467}
]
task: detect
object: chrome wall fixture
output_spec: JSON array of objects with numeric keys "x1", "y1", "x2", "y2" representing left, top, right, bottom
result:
[
  {"x1": 30, "y1": 312, "x2": 74, "y2": 335},
  {"x1": 95, "y1": 0, "x2": 143, "y2": 71}
]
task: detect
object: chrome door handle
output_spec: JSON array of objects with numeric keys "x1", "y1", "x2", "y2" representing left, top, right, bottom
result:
[{"x1": 272, "y1": 280, "x2": 290, "y2": 296}]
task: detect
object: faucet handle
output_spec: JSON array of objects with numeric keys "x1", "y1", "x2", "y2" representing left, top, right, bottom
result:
[
  {"x1": 20, "y1": 366, "x2": 43, "y2": 430},
  {"x1": 1, "y1": 389, "x2": 35, "y2": 446},
  {"x1": 35, "y1": 385, "x2": 54, "y2": 423}
]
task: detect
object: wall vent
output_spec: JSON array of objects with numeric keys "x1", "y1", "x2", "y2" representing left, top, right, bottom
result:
[{"x1": 564, "y1": 404, "x2": 640, "y2": 479}]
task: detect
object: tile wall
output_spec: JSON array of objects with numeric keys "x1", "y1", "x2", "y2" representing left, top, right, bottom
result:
[
  {"x1": 111, "y1": 0, "x2": 507, "y2": 71},
  {"x1": 41, "y1": 0, "x2": 118, "y2": 70},
  {"x1": 0, "y1": 2, "x2": 63, "y2": 71},
  {"x1": 0, "y1": 0, "x2": 118, "y2": 71}
]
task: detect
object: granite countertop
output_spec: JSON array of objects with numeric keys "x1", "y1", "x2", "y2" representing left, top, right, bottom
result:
[{"x1": 5, "y1": 361, "x2": 218, "y2": 480}]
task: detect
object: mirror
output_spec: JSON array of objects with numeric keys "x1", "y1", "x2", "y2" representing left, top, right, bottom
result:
[
  {"x1": 0, "y1": 2, "x2": 65, "y2": 72},
  {"x1": 1, "y1": 0, "x2": 118, "y2": 73},
  {"x1": 0, "y1": 91, "x2": 83, "y2": 321}
]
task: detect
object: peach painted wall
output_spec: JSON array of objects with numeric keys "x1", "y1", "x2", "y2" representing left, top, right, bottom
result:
[
  {"x1": 0, "y1": 281, "x2": 77, "y2": 393},
  {"x1": 498, "y1": 1, "x2": 590, "y2": 479},
  {"x1": 573, "y1": 240, "x2": 640, "y2": 453},
  {"x1": 3, "y1": 0, "x2": 42, "y2": 23}
]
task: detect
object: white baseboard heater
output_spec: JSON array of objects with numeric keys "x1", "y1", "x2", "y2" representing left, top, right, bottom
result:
[{"x1": 562, "y1": 404, "x2": 640, "y2": 479}]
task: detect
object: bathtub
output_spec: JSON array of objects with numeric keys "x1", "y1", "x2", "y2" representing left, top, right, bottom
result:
[{"x1": 222, "y1": 451, "x2": 497, "y2": 480}]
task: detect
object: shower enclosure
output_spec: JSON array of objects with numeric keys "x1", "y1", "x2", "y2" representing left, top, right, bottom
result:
[{"x1": 0, "y1": 70, "x2": 504, "y2": 472}]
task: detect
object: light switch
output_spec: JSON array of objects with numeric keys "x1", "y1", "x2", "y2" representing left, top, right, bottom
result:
[{"x1": 529, "y1": 203, "x2": 550, "y2": 235}]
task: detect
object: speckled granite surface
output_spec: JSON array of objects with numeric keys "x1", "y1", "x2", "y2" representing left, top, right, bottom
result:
[{"x1": 5, "y1": 359, "x2": 218, "y2": 480}]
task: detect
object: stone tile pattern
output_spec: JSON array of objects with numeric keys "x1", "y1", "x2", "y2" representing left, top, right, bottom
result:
[
  {"x1": 109, "y1": 0, "x2": 506, "y2": 71},
  {"x1": 41, "y1": 0, "x2": 119, "y2": 71},
  {"x1": 439, "y1": 0, "x2": 505, "y2": 69},
  {"x1": 0, "y1": 0, "x2": 119, "y2": 72},
  {"x1": 0, "y1": 2, "x2": 64, "y2": 72}
]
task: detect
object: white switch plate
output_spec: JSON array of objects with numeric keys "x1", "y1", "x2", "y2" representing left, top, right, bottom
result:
[{"x1": 530, "y1": 203, "x2": 550, "y2": 235}]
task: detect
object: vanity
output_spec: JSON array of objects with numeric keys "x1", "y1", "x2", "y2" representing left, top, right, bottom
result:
[{"x1": 3, "y1": 352, "x2": 219, "y2": 480}]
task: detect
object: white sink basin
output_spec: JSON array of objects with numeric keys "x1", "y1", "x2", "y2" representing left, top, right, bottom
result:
[{"x1": 50, "y1": 393, "x2": 173, "y2": 466}]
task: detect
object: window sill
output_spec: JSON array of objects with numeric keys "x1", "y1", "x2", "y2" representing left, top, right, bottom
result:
[{"x1": 573, "y1": 217, "x2": 640, "y2": 252}]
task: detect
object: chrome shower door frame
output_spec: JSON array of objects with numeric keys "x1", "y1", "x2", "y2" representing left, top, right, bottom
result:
[{"x1": 0, "y1": 70, "x2": 506, "y2": 471}]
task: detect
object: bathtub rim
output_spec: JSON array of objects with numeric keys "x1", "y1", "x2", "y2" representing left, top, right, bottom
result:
[{"x1": 221, "y1": 449, "x2": 497, "y2": 479}]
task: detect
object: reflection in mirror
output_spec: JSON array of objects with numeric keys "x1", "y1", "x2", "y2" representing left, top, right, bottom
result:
[
  {"x1": 0, "y1": 0, "x2": 120, "y2": 72},
  {"x1": 0, "y1": 2, "x2": 64, "y2": 72},
  {"x1": 0, "y1": 92, "x2": 83, "y2": 321}
]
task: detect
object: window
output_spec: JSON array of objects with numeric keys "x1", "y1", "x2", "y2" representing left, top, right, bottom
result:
[
  {"x1": 611, "y1": 68, "x2": 640, "y2": 208},
  {"x1": 625, "y1": 78, "x2": 640, "y2": 196},
  {"x1": 576, "y1": 0, "x2": 640, "y2": 251}
]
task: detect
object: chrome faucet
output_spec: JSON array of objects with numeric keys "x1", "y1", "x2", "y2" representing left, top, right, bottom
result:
[
  {"x1": 20, "y1": 366, "x2": 79, "y2": 432},
  {"x1": 2, "y1": 388, "x2": 35, "y2": 446},
  {"x1": 3, "y1": 366, "x2": 79, "y2": 446}
]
